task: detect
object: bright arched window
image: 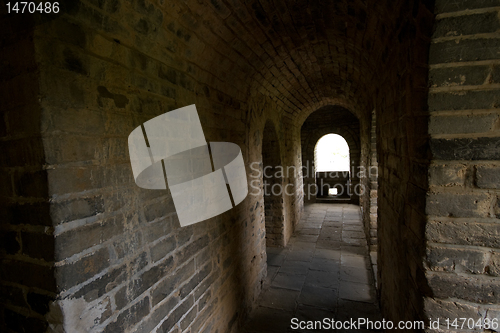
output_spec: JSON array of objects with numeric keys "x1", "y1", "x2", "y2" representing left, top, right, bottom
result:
[{"x1": 314, "y1": 134, "x2": 350, "y2": 172}]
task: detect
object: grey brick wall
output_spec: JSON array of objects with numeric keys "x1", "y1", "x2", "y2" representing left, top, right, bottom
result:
[
  {"x1": 425, "y1": 1, "x2": 500, "y2": 330},
  {"x1": 0, "y1": 11, "x2": 56, "y2": 333}
]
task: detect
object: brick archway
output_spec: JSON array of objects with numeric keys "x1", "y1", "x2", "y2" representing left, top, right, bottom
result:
[{"x1": 301, "y1": 106, "x2": 361, "y2": 204}]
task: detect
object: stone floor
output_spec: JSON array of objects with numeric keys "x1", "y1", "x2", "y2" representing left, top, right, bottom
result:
[{"x1": 241, "y1": 204, "x2": 383, "y2": 333}]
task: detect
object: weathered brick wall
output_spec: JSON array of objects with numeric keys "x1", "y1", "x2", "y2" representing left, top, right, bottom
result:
[
  {"x1": 425, "y1": 1, "x2": 500, "y2": 329},
  {"x1": 9, "y1": 1, "x2": 288, "y2": 332},
  {"x1": 362, "y1": 110, "x2": 378, "y2": 252},
  {"x1": 262, "y1": 120, "x2": 285, "y2": 247},
  {"x1": 0, "y1": 0, "x2": 310, "y2": 331},
  {"x1": 0, "y1": 11, "x2": 56, "y2": 333},
  {"x1": 375, "y1": 0, "x2": 434, "y2": 327},
  {"x1": 300, "y1": 106, "x2": 362, "y2": 204}
]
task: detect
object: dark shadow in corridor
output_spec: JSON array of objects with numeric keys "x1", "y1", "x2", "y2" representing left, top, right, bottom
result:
[
  {"x1": 242, "y1": 204, "x2": 381, "y2": 332},
  {"x1": 262, "y1": 120, "x2": 285, "y2": 248}
]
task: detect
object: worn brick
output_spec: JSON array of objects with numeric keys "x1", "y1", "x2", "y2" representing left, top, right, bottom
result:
[
  {"x1": 51, "y1": 195, "x2": 105, "y2": 224},
  {"x1": 433, "y1": 12, "x2": 500, "y2": 38},
  {"x1": 150, "y1": 235, "x2": 176, "y2": 263},
  {"x1": 143, "y1": 197, "x2": 176, "y2": 222},
  {"x1": 492, "y1": 64, "x2": 500, "y2": 84},
  {"x1": 47, "y1": 167, "x2": 104, "y2": 195},
  {"x1": 190, "y1": 297, "x2": 217, "y2": 333},
  {"x1": 429, "y1": 114, "x2": 497, "y2": 135},
  {"x1": 102, "y1": 296, "x2": 150, "y2": 333},
  {"x1": 431, "y1": 137, "x2": 500, "y2": 160},
  {"x1": 429, "y1": 164, "x2": 466, "y2": 187},
  {"x1": 429, "y1": 38, "x2": 500, "y2": 64},
  {"x1": 194, "y1": 273, "x2": 217, "y2": 300},
  {"x1": 113, "y1": 230, "x2": 143, "y2": 259},
  {"x1": 143, "y1": 220, "x2": 174, "y2": 246},
  {"x1": 428, "y1": 272, "x2": 500, "y2": 304},
  {"x1": 55, "y1": 247, "x2": 110, "y2": 291},
  {"x1": 435, "y1": 0, "x2": 500, "y2": 13},
  {"x1": 426, "y1": 193, "x2": 489, "y2": 218},
  {"x1": 427, "y1": 220, "x2": 500, "y2": 248},
  {"x1": 46, "y1": 108, "x2": 106, "y2": 136},
  {"x1": 477, "y1": 165, "x2": 500, "y2": 189},
  {"x1": 116, "y1": 256, "x2": 173, "y2": 310},
  {"x1": 429, "y1": 66, "x2": 490, "y2": 87},
  {"x1": 180, "y1": 306, "x2": 197, "y2": 331},
  {"x1": 44, "y1": 135, "x2": 105, "y2": 165},
  {"x1": 176, "y1": 235, "x2": 210, "y2": 264},
  {"x1": 55, "y1": 216, "x2": 123, "y2": 259},
  {"x1": 426, "y1": 245, "x2": 487, "y2": 274},
  {"x1": 133, "y1": 296, "x2": 178, "y2": 333},
  {"x1": 424, "y1": 297, "x2": 481, "y2": 324},
  {"x1": 74, "y1": 266, "x2": 123, "y2": 302},
  {"x1": 160, "y1": 295, "x2": 195, "y2": 333},
  {"x1": 429, "y1": 90, "x2": 500, "y2": 112},
  {"x1": 487, "y1": 251, "x2": 500, "y2": 276},
  {"x1": 198, "y1": 289, "x2": 212, "y2": 312},
  {"x1": 151, "y1": 260, "x2": 195, "y2": 307}
]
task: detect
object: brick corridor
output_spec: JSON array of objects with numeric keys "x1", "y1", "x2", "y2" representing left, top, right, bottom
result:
[{"x1": 242, "y1": 204, "x2": 382, "y2": 333}]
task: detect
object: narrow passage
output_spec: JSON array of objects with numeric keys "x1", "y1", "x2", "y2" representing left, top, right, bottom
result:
[{"x1": 242, "y1": 204, "x2": 382, "y2": 333}]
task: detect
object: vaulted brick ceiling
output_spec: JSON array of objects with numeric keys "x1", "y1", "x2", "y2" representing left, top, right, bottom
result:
[{"x1": 159, "y1": 0, "x2": 429, "y2": 123}]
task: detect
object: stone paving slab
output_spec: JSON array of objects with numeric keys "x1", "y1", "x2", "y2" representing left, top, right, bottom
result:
[
  {"x1": 287, "y1": 250, "x2": 314, "y2": 262},
  {"x1": 296, "y1": 228, "x2": 321, "y2": 235},
  {"x1": 339, "y1": 281, "x2": 375, "y2": 303},
  {"x1": 268, "y1": 253, "x2": 286, "y2": 266},
  {"x1": 295, "y1": 304, "x2": 335, "y2": 322},
  {"x1": 298, "y1": 285, "x2": 338, "y2": 309},
  {"x1": 304, "y1": 270, "x2": 340, "y2": 289},
  {"x1": 242, "y1": 204, "x2": 381, "y2": 333},
  {"x1": 309, "y1": 257, "x2": 340, "y2": 272},
  {"x1": 340, "y1": 266, "x2": 371, "y2": 284},
  {"x1": 280, "y1": 260, "x2": 311, "y2": 275},
  {"x1": 341, "y1": 245, "x2": 368, "y2": 255},
  {"x1": 313, "y1": 248, "x2": 341, "y2": 261},
  {"x1": 260, "y1": 287, "x2": 300, "y2": 311},
  {"x1": 242, "y1": 306, "x2": 293, "y2": 333},
  {"x1": 341, "y1": 254, "x2": 368, "y2": 268},
  {"x1": 272, "y1": 272, "x2": 307, "y2": 291}
]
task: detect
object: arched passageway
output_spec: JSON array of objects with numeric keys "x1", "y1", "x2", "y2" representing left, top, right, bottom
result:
[
  {"x1": 301, "y1": 106, "x2": 362, "y2": 205},
  {"x1": 3, "y1": 1, "x2": 500, "y2": 332}
]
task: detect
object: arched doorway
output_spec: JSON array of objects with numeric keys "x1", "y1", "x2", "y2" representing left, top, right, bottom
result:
[
  {"x1": 300, "y1": 106, "x2": 361, "y2": 205},
  {"x1": 314, "y1": 134, "x2": 350, "y2": 198}
]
